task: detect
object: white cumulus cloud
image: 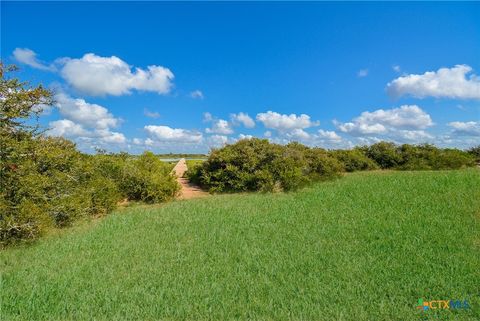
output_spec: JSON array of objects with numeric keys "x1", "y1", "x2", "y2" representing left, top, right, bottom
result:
[
  {"x1": 387, "y1": 65, "x2": 480, "y2": 100},
  {"x1": 448, "y1": 121, "x2": 480, "y2": 136},
  {"x1": 238, "y1": 134, "x2": 253, "y2": 140},
  {"x1": 205, "y1": 119, "x2": 234, "y2": 135},
  {"x1": 285, "y1": 129, "x2": 311, "y2": 140},
  {"x1": 145, "y1": 125, "x2": 203, "y2": 143},
  {"x1": 47, "y1": 93, "x2": 126, "y2": 145},
  {"x1": 48, "y1": 119, "x2": 89, "y2": 138},
  {"x1": 256, "y1": 111, "x2": 319, "y2": 132},
  {"x1": 335, "y1": 105, "x2": 433, "y2": 136},
  {"x1": 230, "y1": 112, "x2": 255, "y2": 128},
  {"x1": 55, "y1": 92, "x2": 121, "y2": 129},
  {"x1": 207, "y1": 135, "x2": 229, "y2": 147},
  {"x1": 60, "y1": 53, "x2": 174, "y2": 96},
  {"x1": 317, "y1": 129, "x2": 342, "y2": 141},
  {"x1": 12, "y1": 48, "x2": 55, "y2": 71}
]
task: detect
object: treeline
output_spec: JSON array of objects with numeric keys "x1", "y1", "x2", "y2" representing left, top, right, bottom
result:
[
  {"x1": 157, "y1": 153, "x2": 207, "y2": 159},
  {"x1": 0, "y1": 65, "x2": 179, "y2": 246},
  {"x1": 187, "y1": 139, "x2": 478, "y2": 193}
]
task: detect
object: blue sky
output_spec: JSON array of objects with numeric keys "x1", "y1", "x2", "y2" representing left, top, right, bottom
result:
[{"x1": 2, "y1": 2, "x2": 479, "y2": 153}]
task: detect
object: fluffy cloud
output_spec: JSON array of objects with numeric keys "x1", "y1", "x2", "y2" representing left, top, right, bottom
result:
[
  {"x1": 317, "y1": 129, "x2": 342, "y2": 141},
  {"x1": 190, "y1": 90, "x2": 204, "y2": 99},
  {"x1": 387, "y1": 65, "x2": 480, "y2": 99},
  {"x1": 205, "y1": 119, "x2": 234, "y2": 135},
  {"x1": 256, "y1": 111, "x2": 319, "y2": 132},
  {"x1": 96, "y1": 129, "x2": 127, "y2": 144},
  {"x1": 55, "y1": 93, "x2": 121, "y2": 129},
  {"x1": 207, "y1": 135, "x2": 229, "y2": 147},
  {"x1": 230, "y1": 112, "x2": 255, "y2": 128},
  {"x1": 48, "y1": 120, "x2": 126, "y2": 144},
  {"x1": 48, "y1": 119, "x2": 89, "y2": 138},
  {"x1": 285, "y1": 129, "x2": 311, "y2": 140},
  {"x1": 12, "y1": 48, "x2": 55, "y2": 71},
  {"x1": 392, "y1": 130, "x2": 433, "y2": 141},
  {"x1": 60, "y1": 53, "x2": 174, "y2": 96},
  {"x1": 145, "y1": 125, "x2": 203, "y2": 143},
  {"x1": 335, "y1": 105, "x2": 433, "y2": 136},
  {"x1": 448, "y1": 121, "x2": 480, "y2": 136},
  {"x1": 238, "y1": 134, "x2": 253, "y2": 140},
  {"x1": 47, "y1": 93, "x2": 126, "y2": 145}
]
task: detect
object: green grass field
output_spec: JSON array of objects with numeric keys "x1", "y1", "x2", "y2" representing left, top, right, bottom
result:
[{"x1": 1, "y1": 169, "x2": 479, "y2": 320}]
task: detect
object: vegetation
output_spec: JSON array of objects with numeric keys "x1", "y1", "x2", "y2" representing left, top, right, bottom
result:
[
  {"x1": 188, "y1": 139, "x2": 342, "y2": 193},
  {"x1": 0, "y1": 64, "x2": 179, "y2": 247},
  {"x1": 468, "y1": 145, "x2": 480, "y2": 161},
  {"x1": 188, "y1": 139, "x2": 475, "y2": 193},
  {"x1": 1, "y1": 63, "x2": 477, "y2": 246},
  {"x1": 360, "y1": 142, "x2": 476, "y2": 170},
  {"x1": 329, "y1": 148, "x2": 379, "y2": 172},
  {"x1": 2, "y1": 169, "x2": 479, "y2": 320},
  {"x1": 156, "y1": 153, "x2": 207, "y2": 159}
]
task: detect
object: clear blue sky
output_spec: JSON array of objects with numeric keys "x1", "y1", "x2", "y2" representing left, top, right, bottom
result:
[{"x1": 2, "y1": 2, "x2": 479, "y2": 153}]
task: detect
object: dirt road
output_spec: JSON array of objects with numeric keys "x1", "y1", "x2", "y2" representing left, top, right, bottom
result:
[{"x1": 172, "y1": 158, "x2": 208, "y2": 200}]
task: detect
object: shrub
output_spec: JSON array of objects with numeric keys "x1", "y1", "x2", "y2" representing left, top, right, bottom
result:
[
  {"x1": 119, "y1": 152, "x2": 179, "y2": 203},
  {"x1": 330, "y1": 149, "x2": 379, "y2": 172},
  {"x1": 0, "y1": 65, "x2": 179, "y2": 246},
  {"x1": 189, "y1": 139, "x2": 342, "y2": 193},
  {"x1": 362, "y1": 142, "x2": 403, "y2": 169},
  {"x1": 468, "y1": 146, "x2": 480, "y2": 161},
  {"x1": 397, "y1": 144, "x2": 475, "y2": 170}
]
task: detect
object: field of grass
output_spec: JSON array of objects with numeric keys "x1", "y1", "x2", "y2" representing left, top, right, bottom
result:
[
  {"x1": 1, "y1": 169, "x2": 479, "y2": 320},
  {"x1": 186, "y1": 159, "x2": 205, "y2": 169}
]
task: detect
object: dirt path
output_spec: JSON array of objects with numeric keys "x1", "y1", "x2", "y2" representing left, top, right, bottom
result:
[{"x1": 172, "y1": 158, "x2": 208, "y2": 200}]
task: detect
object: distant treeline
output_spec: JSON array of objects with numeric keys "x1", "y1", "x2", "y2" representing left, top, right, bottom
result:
[
  {"x1": 187, "y1": 138, "x2": 479, "y2": 193},
  {"x1": 156, "y1": 153, "x2": 207, "y2": 159}
]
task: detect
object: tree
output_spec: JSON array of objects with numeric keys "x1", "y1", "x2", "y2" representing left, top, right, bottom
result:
[{"x1": 0, "y1": 63, "x2": 53, "y2": 137}]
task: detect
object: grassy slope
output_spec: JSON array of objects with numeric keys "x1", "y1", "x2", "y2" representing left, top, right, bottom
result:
[{"x1": 1, "y1": 169, "x2": 479, "y2": 320}]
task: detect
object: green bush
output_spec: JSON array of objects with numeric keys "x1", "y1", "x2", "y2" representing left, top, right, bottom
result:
[
  {"x1": 468, "y1": 146, "x2": 480, "y2": 161},
  {"x1": 0, "y1": 65, "x2": 179, "y2": 246},
  {"x1": 330, "y1": 149, "x2": 379, "y2": 172},
  {"x1": 362, "y1": 142, "x2": 403, "y2": 169},
  {"x1": 118, "y1": 152, "x2": 179, "y2": 203},
  {"x1": 397, "y1": 144, "x2": 475, "y2": 170},
  {"x1": 188, "y1": 139, "x2": 342, "y2": 193}
]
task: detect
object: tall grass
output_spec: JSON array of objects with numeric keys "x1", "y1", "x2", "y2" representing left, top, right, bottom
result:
[{"x1": 1, "y1": 169, "x2": 479, "y2": 320}]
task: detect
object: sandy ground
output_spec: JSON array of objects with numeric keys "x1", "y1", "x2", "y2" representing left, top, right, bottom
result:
[{"x1": 172, "y1": 158, "x2": 208, "y2": 200}]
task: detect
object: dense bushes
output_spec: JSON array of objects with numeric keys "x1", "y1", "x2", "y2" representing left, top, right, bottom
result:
[
  {"x1": 362, "y1": 143, "x2": 475, "y2": 170},
  {"x1": 0, "y1": 137, "x2": 179, "y2": 246},
  {"x1": 329, "y1": 149, "x2": 379, "y2": 172},
  {"x1": 468, "y1": 146, "x2": 480, "y2": 162},
  {"x1": 0, "y1": 65, "x2": 178, "y2": 246},
  {"x1": 189, "y1": 139, "x2": 476, "y2": 193},
  {"x1": 188, "y1": 139, "x2": 342, "y2": 192}
]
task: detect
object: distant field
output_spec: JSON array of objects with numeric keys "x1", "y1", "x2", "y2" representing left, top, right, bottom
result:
[
  {"x1": 185, "y1": 159, "x2": 205, "y2": 169},
  {"x1": 1, "y1": 169, "x2": 479, "y2": 320}
]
